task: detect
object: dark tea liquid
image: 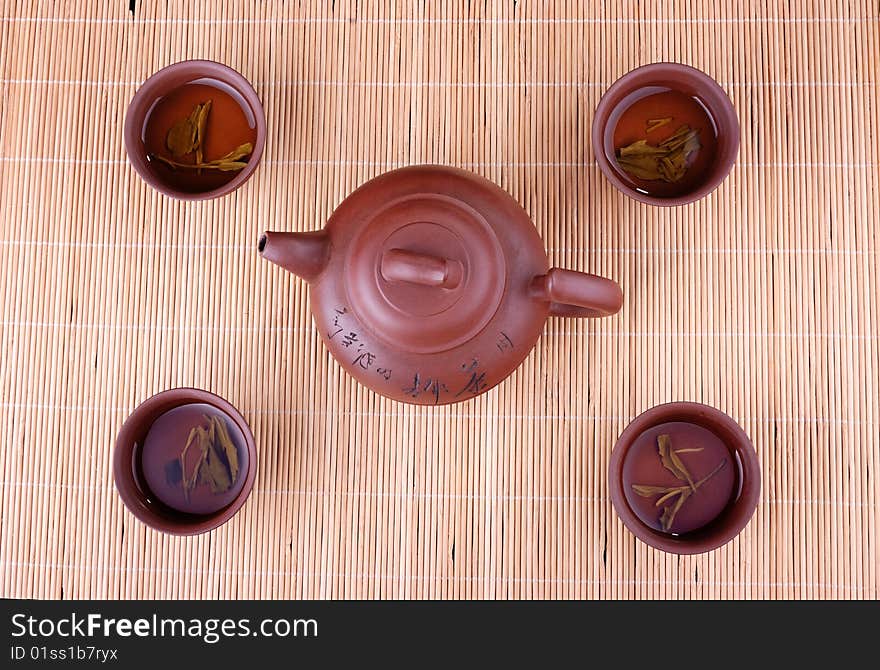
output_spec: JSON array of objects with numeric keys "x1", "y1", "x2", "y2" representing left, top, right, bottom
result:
[
  {"x1": 142, "y1": 78, "x2": 257, "y2": 194},
  {"x1": 607, "y1": 87, "x2": 718, "y2": 198},
  {"x1": 622, "y1": 421, "x2": 738, "y2": 535},
  {"x1": 139, "y1": 403, "x2": 249, "y2": 515}
]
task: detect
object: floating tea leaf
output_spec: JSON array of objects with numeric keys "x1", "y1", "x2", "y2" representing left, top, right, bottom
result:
[
  {"x1": 631, "y1": 434, "x2": 727, "y2": 533},
  {"x1": 155, "y1": 100, "x2": 252, "y2": 174},
  {"x1": 616, "y1": 124, "x2": 701, "y2": 183},
  {"x1": 139, "y1": 402, "x2": 250, "y2": 515},
  {"x1": 166, "y1": 117, "x2": 197, "y2": 157},
  {"x1": 655, "y1": 487, "x2": 687, "y2": 508},
  {"x1": 188, "y1": 440, "x2": 208, "y2": 496},
  {"x1": 658, "y1": 433, "x2": 696, "y2": 490},
  {"x1": 149, "y1": 142, "x2": 253, "y2": 172},
  {"x1": 659, "y1": 489, "x2": 690, "y2": 532},
  {"x1": 631, "y1": 484, "x2": 674, "y2": 497},
  {"x1": 216, "y1": 161, "x2": 248, "y2": 171},
  {"x1": 142, "y1": 79, "x2": 260, "y2": 196},
  {"x1": 200, "y1": 437, "x2": 233, "y2": 494},
  {"x1": 174, "y1": 414, "x2": 240, "y2": 501},
  {"x1": 212, "y1": 415, "x2": 240, "y2": 483},
  {"x1": 178, "y1": 426, "x2": 199, "y2": 500},
  {"x1": 646, "y1": 117, "x2": 672, "y2": 133},
  {"x1": 193, "y1": 100, "x2": 212, "y2": 165},
  {"x1": 694, "y1": 460, "x2": 726, "y2": 489}
]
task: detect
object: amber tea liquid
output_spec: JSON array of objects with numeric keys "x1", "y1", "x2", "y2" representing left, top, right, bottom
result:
[
  {"x1": 607, "y1": 87, "x2": 718, "y2": 198},
  {"x1": 622, "y1": 421, "x2": 739, "y2": 535},
  {"x1": 137, "y1": 403, "x2": 249, "y2": 515},
  {"x1": 142, "y1": 78, "x2": 257, "y2": 194}
]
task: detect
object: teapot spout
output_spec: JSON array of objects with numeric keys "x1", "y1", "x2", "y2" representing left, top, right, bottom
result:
[{"x1": 258, "y1": 230, "x2": 330, "y2": 282}]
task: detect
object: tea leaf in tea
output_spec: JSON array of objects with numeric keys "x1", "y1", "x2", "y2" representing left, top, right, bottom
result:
[
  {"x1": 200, "y1": 435, "x2": 233, "y2": 494},
  {"x1": 193, "y1": 100, "x2": 212, "y2": 166},
  {"x1": 165, "y1": 101, "x2": 212, "y2": 158},
  {"x1": 658, "y1": 433, "x2": 696, "y2": 490},
  {"x1": 173, "y1": 415, "x2": 240, "y2": 500},
  {"x1": 619, "y1": 140, "x2": 667, "y2": 157},
  {"x1": 215, "y1": 160, "x2": 250, "y2": 172},
  {"x1": 631, "y1": 435, "x2": 727, "y2": 532},
  {"x1": 694, "y1": 460, "x2": 726, "y2": 489},
  {"x1": 158, "y1": 100, "x2": 253, "y2": 174},
  {"x1": 182, "y1": 434, "x2": 208, "y2": 501},
  {"x1": 654, "y1": 486, "x2": 688, "y2": 508},
  {"x1": 631, "y1": 484, "x2": 674, "y2": 497},
  {"x1": 178, "y1": 426, "x2": 200, "y2": 500},
  {"x1": 149, "y1": 142, "x2": 253, "y2": 173},
  {"x1": 212, "y1": 415, "x2": 240, "y2": 483},
  {"x1": 166, "y1": 117, "x2": 197, "y2": 157},
  {"x1": 616, "y1": 124, "x2": 701, "y2": 183},
  {"x1": 217, "y1": 142, "x2": 253, "y2": 162},
  {"x1": 659, "y1": 489, "x2": 691, "y2": 532},
  {"x1": 646, "y1": 117, "x2": 673, "y2": 133}
]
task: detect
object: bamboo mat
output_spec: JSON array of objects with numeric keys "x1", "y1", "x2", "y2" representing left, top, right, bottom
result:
[{"x1": 0, "y1": 0, "x2": 878, "y2": 600}]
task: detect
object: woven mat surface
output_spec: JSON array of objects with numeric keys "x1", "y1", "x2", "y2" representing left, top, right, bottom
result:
[{"x1": 1, "y1": 0, "x2": 878, "y2": 599}]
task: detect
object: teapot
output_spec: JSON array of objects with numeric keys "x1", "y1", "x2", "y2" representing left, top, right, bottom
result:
[{"x1": 260, "y1": 166, "x2": 622, "y2": 405}]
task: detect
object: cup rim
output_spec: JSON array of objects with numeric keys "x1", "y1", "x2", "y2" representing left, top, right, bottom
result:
[
  {"x1": 113, "y1": 388, "x2": 257, "y2": 535},
  {"x1": 609, "y1": 401, "x2": 761, "y2": 554},
  {"x1": 591, "y1": 62, "x2": 740, "y2": 207},
  {"x1": 123, "y1": 59, "x2": 266, "y2": 201}
]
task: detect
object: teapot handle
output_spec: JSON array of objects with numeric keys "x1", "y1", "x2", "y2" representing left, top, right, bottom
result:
[{"x1": 531, "y1": 268, "x2": 623, "y2": 318}]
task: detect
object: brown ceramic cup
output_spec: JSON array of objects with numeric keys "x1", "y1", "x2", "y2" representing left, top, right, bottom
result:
[
  {"x1": 113, "y1": 388, "x2": 257, "y2": 535},
  {"x1": 609, "y1": 402, "x2": 760, "y2": 554},
  {"x1": 592, "y1": 63, "x2": 740, "y2": 206},
  {"x1": 123, "y1": 60, "x2": 266, "y2": 201}
]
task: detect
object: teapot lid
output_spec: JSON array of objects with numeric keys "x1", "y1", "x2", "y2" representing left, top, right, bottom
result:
[{"x1": 346, "y1": 190, "x2": 509, "y2": 354}]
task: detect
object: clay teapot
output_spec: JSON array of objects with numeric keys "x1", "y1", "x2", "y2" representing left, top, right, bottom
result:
[{"x1": 260, "y1": 166, "x2": 623, "y2": 405}]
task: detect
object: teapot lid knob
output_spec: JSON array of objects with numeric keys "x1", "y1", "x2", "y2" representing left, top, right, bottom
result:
[{"x1": 380, "y1": 248, "x2": 464, "y2": 290}]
